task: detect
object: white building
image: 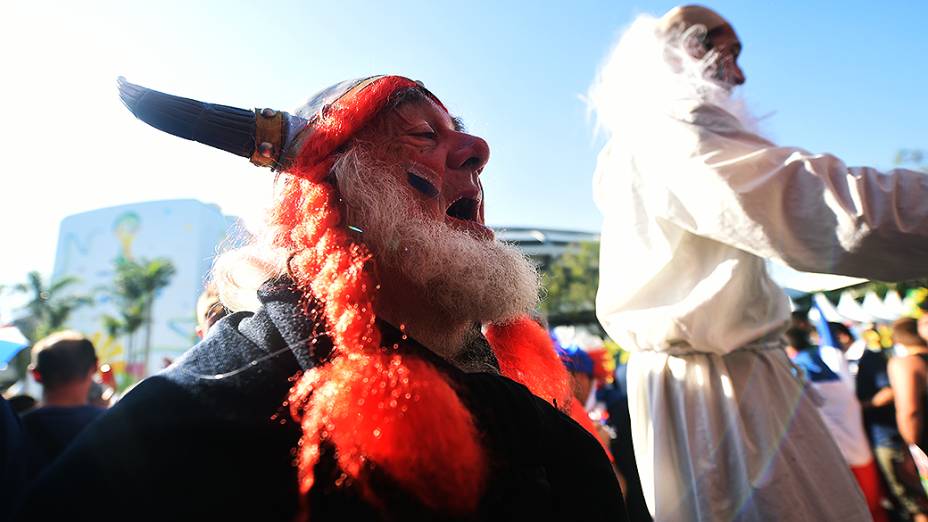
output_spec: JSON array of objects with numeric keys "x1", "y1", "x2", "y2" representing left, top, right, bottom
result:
[
  {"x1": 493, "y1": 227, "x2": 599, "y2": 271},
  {"x1": 52, "y1": 199, "x2": 239, "y2": 381}
]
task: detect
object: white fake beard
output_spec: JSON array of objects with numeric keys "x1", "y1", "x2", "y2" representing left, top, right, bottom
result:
[
  {"x1": 588, "y1": 14, "x2": 761, "y2": 136},
  {"x1": 334, "y1": 149, "x2": 540, "y2": 324}
]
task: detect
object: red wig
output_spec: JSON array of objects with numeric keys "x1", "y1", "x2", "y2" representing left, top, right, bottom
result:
[
  {"x1": 278, "y1": 76, "x2": 587, "y2": 515},
  {"x1": 280, "y1": 77, "x2": 484, "y2": 514}
]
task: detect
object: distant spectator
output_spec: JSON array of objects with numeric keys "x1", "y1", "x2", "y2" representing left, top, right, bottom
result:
[
  {"x1": 858, "y1": 339, "x2": 928, "y2": 521},
  {"x1": 21, "y1": 331, "x2": 104, "y2": 481},
  {"x1": 559, "y1": 345, "x2": 595, "y2": 404},
  {"x1": 196, "y1": 283, "x2": 227, "y2": 339},
  {"x1": 829, "y1": 322, "x2": 855, "y2": 352},
  {"x1": 784, "y1": 327, "x2": 814, "y2": 358},
  {"x1": 787, "y1": 326, "x2": 888, "y2": 521},
  {"x1": 791, "y1": 310, "x2": 814, "y2": 333},
  {"x1": 556, "y1": 344, "x2": 628, "y2": 501},
  {"x1": 888, "y1": 317, "x2": 928, "y2": 522},
  {"x1": 825, "y1": 322, "x2": 855, "y2": 386},
  {"x1": 889, "y1": 318, "x2": 928, "y2": 447},
  {"x1": 599, "y1": 362, "x2": 651, "y2": 521}
]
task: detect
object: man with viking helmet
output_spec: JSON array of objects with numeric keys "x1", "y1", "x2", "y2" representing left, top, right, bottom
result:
[
  {"x1": 590, "y1": 4, "x2": 928, "y2": 521},
  {"x1": 15, "y1": 77, "x2": 627, "y2": 520}
]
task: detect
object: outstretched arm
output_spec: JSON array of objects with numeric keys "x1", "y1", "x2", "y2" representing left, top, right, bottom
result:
[{"x1": 632, "y1": 104, "x2": 928, "y2": 281}]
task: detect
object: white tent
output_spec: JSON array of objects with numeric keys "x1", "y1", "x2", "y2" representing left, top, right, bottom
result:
[
  {"x1": 882, "y1": 290, "x2": 905, "y2": 318},
  {"x1": 836, "y1": 292, "x2": 875, "y2": 324},
  {"x1": 862, "y1": 291, "x2": 899, "y2": 322}
]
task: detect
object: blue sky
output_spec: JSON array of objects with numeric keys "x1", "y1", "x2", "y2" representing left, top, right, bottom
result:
[{"x1": 2, "y1": 0, "x2": 926, "y2": 305}]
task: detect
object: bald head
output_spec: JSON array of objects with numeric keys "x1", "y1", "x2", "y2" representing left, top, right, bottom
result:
[
  {"x1": 657, "y1": 5, "x2": 730, "y2": 36},
  {"x1": 658, "y1": 4, "x2": 745, "y2": 86}
]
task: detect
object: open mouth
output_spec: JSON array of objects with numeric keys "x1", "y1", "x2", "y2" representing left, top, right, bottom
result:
[
  {"x1": 444, "y1": 195, "x2": 493, "y2": 240},
  {"x1": 446, "y1": 197, "x2": 480, "y2": 222}
]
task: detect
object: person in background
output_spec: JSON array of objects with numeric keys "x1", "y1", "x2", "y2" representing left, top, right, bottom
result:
[
  {"x1": 556, "y1": 344, "x2": 628, "y2": 500},
  {"x1": 785, "y1": 327, "x2": 889, "y2": 521},
  {"x1": 590, "y1": 3, "x2": 928, "y2": 518},
  {"x1": 858, "y1": 325, "x2": 928, "y2": 522},
  {"x1": 830, "y1": 322, "x2": 856, "y2": 351},
  {"x1": 791, "y1": 311, "x2": 812, "y2": 330},
  {"x1": 889, "y1": 318, "x2": 928, "y2": 449},
  {"x1": 888, "y1": 317, "x2": 928, "y2": 522},
  {"x1": 195, "y1": 283, "x2": 227, "y2": 339},
  {"x1": 599, "y1": 359, "x2": 651, "y2": 522},
  {"x1": 20, "y1": 331, "x2": 103, "y2": 482},
  {"x1": 824, "y1": 321, "x2": 856, "y2": 385},
  {"x1": 559, "y1": 345, "x2": 595, "y2": 406}
]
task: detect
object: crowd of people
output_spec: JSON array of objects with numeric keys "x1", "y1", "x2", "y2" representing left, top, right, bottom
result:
[
  {"x1": 784, "y1": 312, "x2": 928, "y2": 521},
  {"x1": 2, "y1": 3, "x2": 928, "y2": 521}
]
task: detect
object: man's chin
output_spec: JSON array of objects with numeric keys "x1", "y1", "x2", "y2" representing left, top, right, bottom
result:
[{"x1": 373, "y1": 225, "x2": 535, "y2": 323}]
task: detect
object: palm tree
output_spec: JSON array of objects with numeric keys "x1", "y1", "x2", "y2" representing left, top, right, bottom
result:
[
  {"x1": 101, "y1": 305, "x2": 144, "y2": 373},
  {"x1": 137, "y1": 259, "x2": 176, "y2": 376},
  {"x1": 11, "y1": 271, "x2": 91, "y2": 342},
  {"x1": 107, "y1": 258, "x2": 176, "y2": 378},
  {"x1": 8, "y1": 271, "x2": 91, "y2": 382}
]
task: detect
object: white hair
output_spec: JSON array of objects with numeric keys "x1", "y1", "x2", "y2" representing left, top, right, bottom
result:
[
  {"x1": 588, "y1": 14, "x2": 756, "y2": 141},
  {"x1": 210, "y1": 204, "x2": 288, "y2": 313},
  {"x1": 211, "y1": 147, "x2": 540, "y2": 324}
]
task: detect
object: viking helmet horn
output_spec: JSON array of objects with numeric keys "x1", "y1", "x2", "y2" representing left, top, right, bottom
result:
[{"x1": 117, "y1": 77, "x2": 295, "y2": 169}]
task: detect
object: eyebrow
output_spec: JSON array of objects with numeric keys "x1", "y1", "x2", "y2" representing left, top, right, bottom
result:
[{"x1": 452, "y1": 116, "x2": 466, "y2": 132}]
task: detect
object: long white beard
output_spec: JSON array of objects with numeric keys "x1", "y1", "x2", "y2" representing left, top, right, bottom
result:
[{"x1": 334, "y1": 149, "x2": 540, "y2": 324}]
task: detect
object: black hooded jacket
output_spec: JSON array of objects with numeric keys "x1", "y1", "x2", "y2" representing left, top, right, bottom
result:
[{"x1": 14, "y1": 278, "x2": 627, "y2": 521}]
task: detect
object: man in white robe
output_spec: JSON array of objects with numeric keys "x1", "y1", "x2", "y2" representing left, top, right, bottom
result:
[{"x1": 589, "y1": 5, "x2": 928, "y2": 520}]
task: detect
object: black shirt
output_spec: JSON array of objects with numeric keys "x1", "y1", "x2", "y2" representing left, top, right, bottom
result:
[
  {"x1": 16, "y1": 279, "x2": 627, "y2": 521},
  {"x1": 855, "y1": 348, "x2": 901, "y2": 448},
  {"x1": 20, "y1": 404, "x2": 104, "y2": 482}
]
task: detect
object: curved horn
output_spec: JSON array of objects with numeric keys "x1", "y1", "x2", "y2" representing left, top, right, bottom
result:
[{"x1": 117, "y1": 77, "x2": 293, "y2": 169}]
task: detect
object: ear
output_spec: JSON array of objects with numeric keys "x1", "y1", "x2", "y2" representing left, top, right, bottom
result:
[{"x1": 30, "y1": 366, "x2": 42, "y2": 383}]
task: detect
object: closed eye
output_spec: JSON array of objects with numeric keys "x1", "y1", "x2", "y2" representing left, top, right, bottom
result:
[{"x1": 408, "y1": 123, "x2": 437, "y2": 140}]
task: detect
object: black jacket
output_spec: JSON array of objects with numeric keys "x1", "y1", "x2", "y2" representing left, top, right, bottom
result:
[{"x1": 15, "y1": 279, "x2": 627, "y2": 521}]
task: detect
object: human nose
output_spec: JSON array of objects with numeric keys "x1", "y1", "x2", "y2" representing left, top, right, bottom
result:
[
  {"x1": 447, "y1": 132, "x2": 490, "y2": 173},
  {"x1": 731, "y1": 63, "x2": 746, "y2": 85}
]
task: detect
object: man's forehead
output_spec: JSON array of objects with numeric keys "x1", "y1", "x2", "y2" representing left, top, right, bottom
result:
[
  {"x1": 389, "y1": 98, "x2": 462, "y2": 130},
  {"x1": 714, "y1": 24, "x2": 741, "y2": 45}
]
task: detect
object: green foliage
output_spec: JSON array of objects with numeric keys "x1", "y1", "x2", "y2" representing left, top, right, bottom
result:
[
  {"x1": 10, "y1": 271, "x2": 90, "y2": 342},
  {"x1": 896, "y1": 148, "x2": 927, "y2": 173},
  {"x1": 7, "y1": 271, "x2": 91, "y2": 383},
  {"x1": 102, "y1": 257, "x2": 176, "y2": 380},
  {"x1": 540, "y1": 241, "x2": 601, "y2": 326}
]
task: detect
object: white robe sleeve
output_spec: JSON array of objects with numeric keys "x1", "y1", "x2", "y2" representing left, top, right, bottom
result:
[{"x1": 633, "y1": 103, "x2": 928, "y2": 281}]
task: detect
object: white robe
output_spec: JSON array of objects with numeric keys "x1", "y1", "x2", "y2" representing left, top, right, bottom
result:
[{"x1": 595, "y1": 101, "x2": 928, "y2": 521}]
